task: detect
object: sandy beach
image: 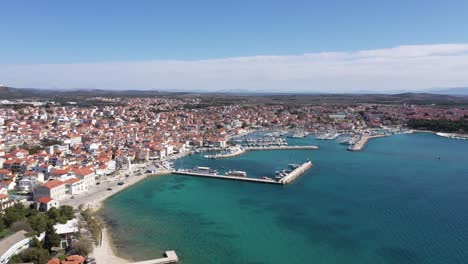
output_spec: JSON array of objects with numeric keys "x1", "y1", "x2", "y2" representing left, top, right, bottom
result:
[
  {"x1": 92, "y1": 227, "x2": 130, "y2": 264},
  {"x1": 60, "y1": 162, "x2": 172, "y2": 264}
]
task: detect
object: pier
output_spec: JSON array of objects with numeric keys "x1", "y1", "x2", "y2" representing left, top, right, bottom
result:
[
  {"x1": 347, "y1": 135, "x2": 386, "y2": 151},
  {"x1": 205, "y1": 145, "x2": 319, "y2": 159},
  {"x1": 173, "y1": 161, "x2": 313, "y2": 185},
  {"x1": 172, "y1": 171, "x2": 280, "y2": 184},
  {"x1": 279, "y1": 161, "x2": 313, "y2": 184},
  {"x1": 131, "y1": 251, "x2": 179, "y2": 264}
]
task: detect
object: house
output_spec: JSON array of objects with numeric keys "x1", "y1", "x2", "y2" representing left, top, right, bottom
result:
[
  {"x1": 48, "y1": 255, "x2": 85, "y2": 264},
  {"x1": 0, "y1": 194, "x2": 14, "y2": 212},
  {"x1": 63, "y1": 178, "x2": 85, "y2": 195},
  {"x1": 72, "y1": 167, "x2": 95, "y2": 189},
  {"x1": 0, "y1": 169, "x2": 13, "y2": 180},
  {"x1": 54, "y1": 219, "x2": 79, "y2": 249},
  {"x1": 34, "y1": 180, "x2": 66, "y2": 200},
  {"x1": 18, "y1": 178, "x2": 34, "y2": 192},
  {"x1": 36, "y1": 197, "x2": 59, "y2": 212},
  {"x1": 0, "y1": 180, "x2": 16, "y2": 191}
]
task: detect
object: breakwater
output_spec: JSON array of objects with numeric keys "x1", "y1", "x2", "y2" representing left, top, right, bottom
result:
[
  {"x1": 347, "y1": 135, "x2": 386, "y2": 151},
  {"x1": 205, "y1": 145, "x2": 319, "y2": 159},
  {"x1": 279, "y1": 161, "x2": 313, "y2": 184}
]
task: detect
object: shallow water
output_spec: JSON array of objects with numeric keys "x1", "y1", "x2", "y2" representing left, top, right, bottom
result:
[{"x1": 101, "y1": 133, "x2": 468, "y2": 264}]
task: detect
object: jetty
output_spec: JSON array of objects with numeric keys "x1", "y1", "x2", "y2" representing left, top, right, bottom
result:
[
  {"x1": 172, "y1": 170, "x2": 280, "y2": 184},
  {"x1": 205, "y1": 145, "x2": 319, "y2": 159},
  {"x1": 279, "y1": 161, "x2": 313, "y2": 184},
  {"x1": 131, "y1": 251, "x2": 179, "y2": 264},
  {"x1": 173, "y1": 161, "x2": 313, "y2": 185},
  {"x1": 347, "y1": 135, "x2": 386, "y2": 151}
]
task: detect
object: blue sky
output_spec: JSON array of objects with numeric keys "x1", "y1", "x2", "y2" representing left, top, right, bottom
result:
[{"x1": 1, "y1": 0, "x2": 468, "y2": 92}]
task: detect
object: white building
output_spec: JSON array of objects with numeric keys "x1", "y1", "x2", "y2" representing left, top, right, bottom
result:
[{"x1": 34, "y1": 179, "x2": 66, "y2": 200}]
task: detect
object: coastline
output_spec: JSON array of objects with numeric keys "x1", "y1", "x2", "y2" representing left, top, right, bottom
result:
[{"x1": 62, "y1": 169, "x2": 172, "y2": 263}]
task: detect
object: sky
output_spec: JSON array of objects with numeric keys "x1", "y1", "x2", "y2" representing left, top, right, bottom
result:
[{"x1": 1, "y1": 0, "x2": 468, "y2": 93}]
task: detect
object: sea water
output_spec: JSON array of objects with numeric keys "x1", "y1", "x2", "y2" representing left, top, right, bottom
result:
[{"x1": 101, "y1": 133, "x2": 468, "y2": 264}]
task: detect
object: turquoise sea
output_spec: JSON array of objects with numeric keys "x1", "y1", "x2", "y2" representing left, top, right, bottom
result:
[{"x1": 101, "y1": 133, "x2": 468, "y2": 264}]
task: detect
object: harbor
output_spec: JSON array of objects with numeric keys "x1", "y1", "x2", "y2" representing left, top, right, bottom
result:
[{"x1": 173, "y1": 161, "x2": 313, "y2": 185}]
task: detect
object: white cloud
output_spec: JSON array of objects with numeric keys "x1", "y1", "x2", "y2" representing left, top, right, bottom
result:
[{"x1": 1, "y1": 43, "x2": 468, "y2": 93}]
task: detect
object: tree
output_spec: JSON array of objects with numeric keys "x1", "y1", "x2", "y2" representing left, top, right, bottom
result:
[
  {"x1": 10, "y1": 221, "x2": 33, "y2": 233},
  {"x1": 28, "y1": 213, "x2": 49, "y2": 234},
  {"x1": 70, "y1": 237, "x2": 94, "y2": 257},
  {"x1": 0, "y1": 218, "x2": 5, "y2": 233},
  {"x1": 9, "y1": 248, "x2": 51, "y2": 264},
  {"x1": 46, "y1": 207, "x2": 66, "y2": 224},
  {"x1": 4, "y1": 204, "x2": 28, "y2": 226},
  {"x1": 44, "y1": 223, "x2": 60, "y2": 251},
  {"x1": 59, "y1": 205, "x2": 75, "y2": 221}
]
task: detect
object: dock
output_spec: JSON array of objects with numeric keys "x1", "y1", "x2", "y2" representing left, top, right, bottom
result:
[
  {"x1": 347, "y1": 135, "x2": 386, "y2": 151},
  {"x1": 131, "y1": 251, "x2": 179, "y2": 264},
  {"x1": 279, "y1": 161, "x2": 313, "y2": 184},
  {"x1": 173, "y1": 161, "x2": 313, "y2": 185},
  {"x1": 205, "y1": 145, "x2": 319, "y2": 159},
  {"x1": 172, "y1": 171, "x2": 281, "y2": 184}
]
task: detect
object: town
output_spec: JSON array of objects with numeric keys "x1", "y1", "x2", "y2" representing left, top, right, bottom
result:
[{"x1": 0, "y1": 95, "x2": 467, "y2": 264}]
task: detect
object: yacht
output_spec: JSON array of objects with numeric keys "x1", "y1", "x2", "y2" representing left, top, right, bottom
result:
[{"x1": 225, "y1": 170, "x2": 247, "y2": 177}]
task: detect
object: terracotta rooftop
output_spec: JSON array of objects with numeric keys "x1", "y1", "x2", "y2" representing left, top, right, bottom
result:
[{"x1": 41, "y1": 179, "x2": 64, "y2": 189}]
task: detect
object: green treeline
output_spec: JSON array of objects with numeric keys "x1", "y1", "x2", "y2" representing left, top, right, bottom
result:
[{"x1": 407, "y1": 119, "x2": 468, "y2": 133}]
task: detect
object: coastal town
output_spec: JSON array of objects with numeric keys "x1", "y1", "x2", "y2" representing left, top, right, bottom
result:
[{"x1": 0, "y1": 95, "x2": 467, "y2": 264}]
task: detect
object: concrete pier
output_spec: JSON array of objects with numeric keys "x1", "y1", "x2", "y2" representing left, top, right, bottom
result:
[
  {"x1": 172, "y1": 171, "x2": 280, "y2": 184},
  {"x1": 174, "y1": 161, "x2": 313, "y2": 185},
  {"x1": 279, "y1": 161, "x2": 313, "y2": 184},
  {"x1": 205, "y1": 145, "x2": 319, "y2": 159},
  {"x1": 131, "y1": 251, "x2": 179, "y2": 264},
  {"x1": 347, "y1": 135, "x2": 386, "y2": 151}
]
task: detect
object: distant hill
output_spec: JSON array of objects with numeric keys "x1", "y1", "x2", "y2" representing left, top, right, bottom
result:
[
  {"x1": 424, "y1": 87, "x2": 468, "y2": 96},
  {"x1": 0, "y1": 86, "x2": 183, "y2": 99},
  {"x1": 0, "y1": 86, "x2": 467, "y2": 106}
]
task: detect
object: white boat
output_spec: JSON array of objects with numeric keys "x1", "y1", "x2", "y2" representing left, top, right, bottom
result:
[{"x1": 225, "y1": 170, "x2": 247, "y2": 177}]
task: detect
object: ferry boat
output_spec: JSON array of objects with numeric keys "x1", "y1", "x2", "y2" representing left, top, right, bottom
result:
[
  {"x1": 225, "y1": 170, "x2": 247, "y2": 177},
  {"x1": 190, "y1": 166, "x2": 218, "y2": 175}
]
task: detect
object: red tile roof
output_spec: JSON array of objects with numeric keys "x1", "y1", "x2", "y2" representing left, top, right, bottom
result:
[
  {"x1": 41, "y1": 179, "x2": 64, "y2": 189},
  {"x1": 38, "y1": 196, "x2": 53, "y2": 203}
]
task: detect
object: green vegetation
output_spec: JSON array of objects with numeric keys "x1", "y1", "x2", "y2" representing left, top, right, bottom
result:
[
  {"x1": 9, "y1": 247, "x2": 51, "y2": 264},
  {"x1": 4, "y1": 204, "x2": 78, "y2": 263},
  {"x1": 2, "y1": 204, "x2": 75, "y2": 236},
  {"x1": 43, "y1": 222, "x2": 61, "y2": 251},
  {"x1": 407, "y1": 119, "x2": 468, "y2": 133},
  {"x1": 80, "y1": 208, "x2": 102, "y2": 245},
  {"x1": 19, "y1": 143, "x2": 44, "y2": 155},
  {"x1": 40, "y1": 138, "x2": 63, "y2": 146},
  {"x1": 69, "y1": 237, "x2": 94, "y2": 257}
]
